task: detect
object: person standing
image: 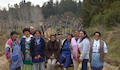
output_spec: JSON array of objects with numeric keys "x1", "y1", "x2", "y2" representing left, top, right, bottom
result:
[
  {"x1": 20, "y1": 28, "x2": 34, "y2": 70},
  {"x1": 46, "y1": 35, "x2": 60, "y2": 70},
  {"x1": 70, "y1": 30, "x2": 81, "y2": 70},
  {"x1": 78, "y1": 30, "x2": 90, "y2": 70},
  {"x1": 30, "y1": 30, "x2": 46, "y2": 70},
  {"x1": 30, "y1": 26, "x2": 34, "y2": 35},
  {"x1": 89, "y1": 32, "x2": 108, "y2": 70},
  {"x1": 5, "y1": 31, "x2": 23, "y2": 70}
]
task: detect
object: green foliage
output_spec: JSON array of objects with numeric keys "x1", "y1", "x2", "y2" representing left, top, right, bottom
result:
[
  {"x1": 90, "y1": 1, "x2": 120, "y2": 30},
  {"x1": 42, "y1": 0, "x2": 82, "y2": 19}
]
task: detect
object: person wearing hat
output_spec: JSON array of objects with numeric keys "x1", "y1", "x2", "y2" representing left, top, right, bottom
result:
[{"x1": 5, "y1": 31, "x2": 23, "y2": 70}]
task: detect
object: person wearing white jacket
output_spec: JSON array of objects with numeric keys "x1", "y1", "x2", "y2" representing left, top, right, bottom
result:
[{"x1": 78, "y1": 30, "x2": 90, "y2": 70}]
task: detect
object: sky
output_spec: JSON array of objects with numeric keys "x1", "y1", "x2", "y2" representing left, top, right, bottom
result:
[{"x1": 0, "y1": 0, "x2": 83, "y2": 10}]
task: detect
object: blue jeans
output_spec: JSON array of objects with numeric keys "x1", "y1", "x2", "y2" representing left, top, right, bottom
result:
[
  {"x1": 33, "y1": 61, "x2": 45, "y2": 70},
  {"x1": 81, "y1": 59, "x2": 89, "y2": 70},
  {"x1": 58, "y1": 56, "x2": 72, "y2": 69}
]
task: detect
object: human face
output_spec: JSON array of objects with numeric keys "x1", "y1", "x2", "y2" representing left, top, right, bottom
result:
[
  {"x1": 57, "y1": 30, "x2": 60, "y2": 34},
  {"x1": 30, "y1": 27, "x2": 34, "y2": 34},
  {"x1": 50, "y1": 36, "x2": 56, "y2": 42},
  {"x1": 67, "y1": 35, "x2": 72, "y2": 42},
  {"x1": 74, "y1": 31, "x2": 79, "y2": 37},
  {"x1": 11, "y1": 34, "x2": 18, "y2": 40},
  {"x1": 34, "y1": 31, "x2": 41, "y2": 39},
  {"x1": 94, "y1": 33, "x2": 100, "y2": 41},
  {"x1": 24, "y1": 31, "x2": 30, "y2": 38},
  {"x1": 80, "y1": 31, "x2": 86, "y2": 39}
]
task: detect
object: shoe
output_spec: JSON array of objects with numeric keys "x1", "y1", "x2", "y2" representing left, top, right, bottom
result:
[
  {"x1": 55, "y1": 62, "x2": 60, "y2": 69},
  {"x1": 61, "y1": 68, "x2": 66, "y2": 70}
]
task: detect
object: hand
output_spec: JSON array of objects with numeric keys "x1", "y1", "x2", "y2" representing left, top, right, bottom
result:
[
  {"x1": 89, "y1": 59, "x2": 91, "y2": 63},
  {"x1": 49, "y1": 56, "x2": 55, "y2": 59},
  {"x1": 103, "y1": 57, "x2": 106, "y2": 62},
  {"x1": 73, "y1": 54, "x2": 76, "y2": 60},
  {"x1": 34, "y1": 56, "x2": 39, "y2": 60},
  {"x1": 79, "y1": 59, "x2": 83, "y2": 62},
  {"x1": 21, "y1": 52, "x2": 24, "y2": 60},
  {"x1": 52, "y1": 57, "x2": 55, "y2": 59},
  {"x1": 38, "y1": 55, "x2": 41, "y2": 59},
  {"x1": 22, "y1": 54, "x2": 24, "y2": 60},
  {"x1": 8, "y1": 59, "x2": 12, "y2": 63}
]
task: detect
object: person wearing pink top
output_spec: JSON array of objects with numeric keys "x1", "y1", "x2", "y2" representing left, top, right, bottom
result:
[{"x1": 70, "y1": 30, "x2": 81, "y2": 70}]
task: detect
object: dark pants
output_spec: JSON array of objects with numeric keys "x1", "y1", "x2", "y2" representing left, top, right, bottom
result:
[
  {"x1": 10, "y1": 67, "x2": 21, "y2": 70},
  {"x1": 58, "y1": 56, "x2": 72, "y2": 69},
  {"x1": 91, "y1": 66, "x2": 103, "y2": 70},
  {"x1": 81, "y1": 59, "x2": 89, "y2": 70}
]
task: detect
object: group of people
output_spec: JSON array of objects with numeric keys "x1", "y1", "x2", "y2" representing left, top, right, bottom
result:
[{"x1": 5, "y1": 26, "x2": 108, "y2": 70}]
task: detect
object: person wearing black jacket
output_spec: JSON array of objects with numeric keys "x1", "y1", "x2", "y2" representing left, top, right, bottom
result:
[{"x1": 30, "y1": 30, "x2": 46, "y2": 70}]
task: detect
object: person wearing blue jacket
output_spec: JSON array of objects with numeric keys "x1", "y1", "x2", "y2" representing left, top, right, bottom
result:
[{"x1": 56, "y1": 34, "x2": 73, "y2": 70}]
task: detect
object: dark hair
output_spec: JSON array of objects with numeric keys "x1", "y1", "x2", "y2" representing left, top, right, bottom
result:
[
  {"x1": 10, "y1": 31, "x2": 18, "y2": 36},
  {"x1": 57, "y1": 28, "x2": 60, "y2": 31},
  {"x1": 23, "y1": 28, "x2": 30, "y2": 33},
  {"x1": 80, "y1": 30, "x2": 89, "y2": 42},
  {"x1": 74, "y1": 30, "x2": 80, "y2": 32},
  {"x1": 34, "y1": 30, "x2": 41, "y2": 35},
  {"x1": 94, "y1": 31, "x2": 101, "y2": 36},
  {"x1": 67, "y1": 34, "x2": 73, "y2": 37},
  {"x1": 50, "y1": 35, "x2": 56, "y2": 38}
]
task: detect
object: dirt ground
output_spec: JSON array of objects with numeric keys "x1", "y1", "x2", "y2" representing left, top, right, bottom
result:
[{"x1": 0, "y1": 55, "x2": 117, "y2": 70}]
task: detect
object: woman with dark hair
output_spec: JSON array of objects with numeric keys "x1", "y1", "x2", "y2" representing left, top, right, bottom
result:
[
  {"x1": 78, "y1": 30, "x2": 90, "y2": 70},
  {"x1": 89, "y1": 32, "x2": 108, "y2": 70},
  {"x1": 56, "y1": 34, "x2": 73, "y2": 70},
  {"x1": 20, "y1": 28, "x2": 34, "y2": 70},
  {"x1": 5, "y1": 31, "x2": 23, "y2": 70},
  {"x1": 30, "y1": 30, "x2": 46, "y2": 70},
  {"x1": 70, "y1": 30, "x2": 81, "y2": 70},
  {"x1": 46, "y1": 35, "x2": 60, "y2": 70}
]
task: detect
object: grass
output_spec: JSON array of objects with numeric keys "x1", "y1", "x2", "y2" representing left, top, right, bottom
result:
[{"x1": 85, "y1": 24, "x2": 120, "y2": 67}]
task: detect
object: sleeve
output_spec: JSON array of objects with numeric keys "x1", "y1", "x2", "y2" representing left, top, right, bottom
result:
[
  {"x1": 46, "y1": 42, "x2": 51, "y2": 59},
  {"x1": 69, "y1": 43, "x2": 73, "y2": 50},
  {"x1": 104, "y1": 42, "x2": 108, "y2": 53},
  {"x1": 7, "y1": 39, "x2": 12, "y2": 46},
  {"x1": 80, "y1": 39, "x2": 90, "y2": 60},
  {"x1": 55, "y1": 42, "x2": 60, "y2": 59},
  {"x1": 30, "y1": 39, "x2": 36, "y2": 58},
  {"x1": 20, "y1": 37, "x2": 23, "y2": 51},
  {"x1": 40, "y1": 39, "x2": 46, "y2": 57},
  {"x1": 5, "y1": 47, "x2": 11, "y2": 59}
]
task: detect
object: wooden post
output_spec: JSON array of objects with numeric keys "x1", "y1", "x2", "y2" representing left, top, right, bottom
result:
[
  {"x1": 64, "y1": 16, "x2": 69, "y2": 36},
  {"x1": 70, "y1": 17, "x2": 74, "y2": 33}
]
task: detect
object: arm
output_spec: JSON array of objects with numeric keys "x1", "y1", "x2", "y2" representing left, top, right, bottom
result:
[
  {"x1": 80, "y1": 39, "x2": 90, "y2": 60},
  {"x1": 54, "y1": 42, "x2": 60, "y2": 59},
  {"x1": 46, "y1": 42, "x2": 51, "y2": 59},
  {"x1": 103, "y1": 42, "x2": 108, "y2": 62},
  {"x1": 30, "y1": 39, "x2": 36, "y2": 58},
  {"x1": 5, "y1": 47, "x2": 12, "y2": 63},
  {"x1": 40, "y1": 38, "x2": 46, "y2": 57},
  {"x1": 20, "y1": 37, "x2": 23, "y2": 51}
]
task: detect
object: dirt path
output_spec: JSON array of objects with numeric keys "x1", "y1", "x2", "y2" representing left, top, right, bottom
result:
[{"x1": 0, "y1": 54, "x2": 119, "y2": 70}]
